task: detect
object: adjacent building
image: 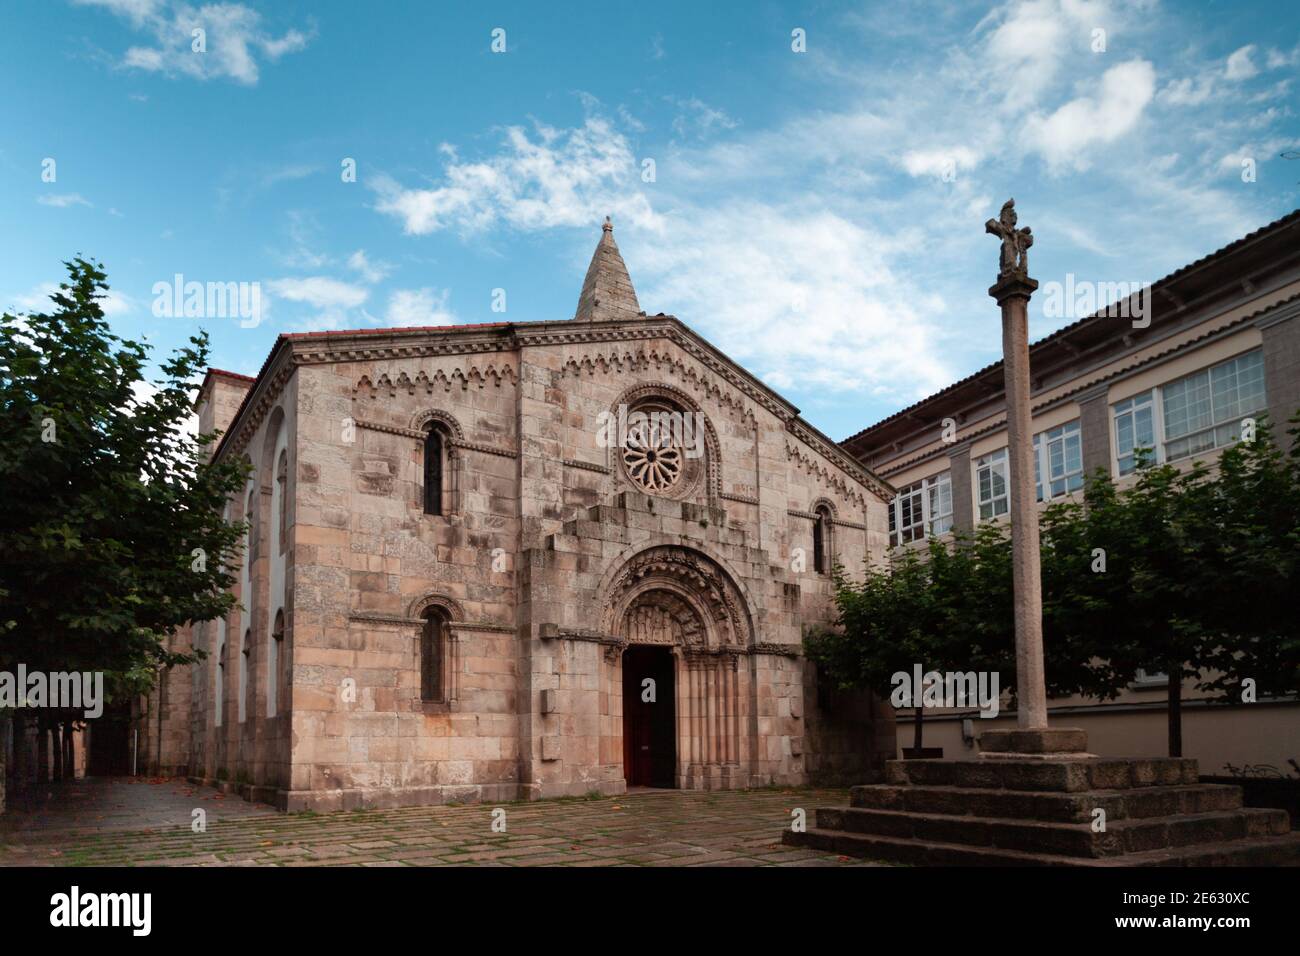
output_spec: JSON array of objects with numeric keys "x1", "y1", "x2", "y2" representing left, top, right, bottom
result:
[{"x1": 842, "y1": 208, "x2": 1300, "y2": 773}]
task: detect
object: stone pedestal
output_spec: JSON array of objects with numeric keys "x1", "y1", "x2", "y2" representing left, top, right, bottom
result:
[{"x1": 784, "y1": 750, "x2": 1300, "y2": 865}]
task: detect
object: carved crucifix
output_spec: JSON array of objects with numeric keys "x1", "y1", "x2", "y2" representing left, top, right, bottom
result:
[{"x1": 985, "y1": 198, "x2": 1033, "y2": 280}]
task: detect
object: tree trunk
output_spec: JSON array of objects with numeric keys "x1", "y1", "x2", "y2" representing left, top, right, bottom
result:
[
  {"x1": 912, "y1": 707, "x2": 924, "y2": 753},
  {"x1": 35, "y1": 715, "x2": 50, "y2": 783},
  {"x1": 0, "y1": 715, "x2": 8, "y2": 815},
  {"x1": 62, "y1": 722, "x2": 75, "y2": 780},
  {"x1": 12, "y1": 713, "x2": 27, "y2": 793},
  {"x1": 1167, "y1": 668, "x2": 1183, "y2": 758}
]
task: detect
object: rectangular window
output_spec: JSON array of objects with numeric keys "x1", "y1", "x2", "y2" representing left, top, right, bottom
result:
[
  {"x1": 889, "y1": 472, "x2": 952, "y2": 546},
  {"x1": 1162, "y1": 350, "x2": 1265, "y2": 462},
  {"x1": 1113, "y1": 390, "x2": 1155, "y2": 476},
  {"x1": 1034, "y1": 420, "x2": 1084, "y2": 501},
  {"x1": 927, "y1": 472, "x2": 953, "y2": 536},
  {"x1": 976, "y1": 449, "x2": 1009, "y2": 521}
]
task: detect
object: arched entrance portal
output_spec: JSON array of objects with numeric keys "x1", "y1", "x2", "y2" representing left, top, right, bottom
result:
[{"x1": 606, "y1": 546, "x2": 754, "y2": 791}]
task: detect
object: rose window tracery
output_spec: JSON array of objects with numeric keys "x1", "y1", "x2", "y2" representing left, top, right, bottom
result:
[{"x1": 622, "y1": 409, "x2": 684, "y2": 493}]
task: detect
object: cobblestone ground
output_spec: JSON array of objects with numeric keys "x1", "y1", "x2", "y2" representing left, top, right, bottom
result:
[{"x1": 0, "y1": 779, "x2": 882, "y2": 867}]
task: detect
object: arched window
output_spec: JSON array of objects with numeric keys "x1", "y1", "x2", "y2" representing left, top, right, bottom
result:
[
  {"x1": 216, "y1": 638, "x2": 225, "y2": 727},
  {"x1": 813, "y1": 505, "x2": 832, "y2": 575},
  {"x1": 270, "y1": 610, "x2": 285, "y2": 717},
  {"x1": 240, "y1": 628, "x2": 251, "y2": 723},
  {"x1": 246, "y1": 486, "x2": 258, "y2": 562},
  {"x1": 424, "y1": 425, "x2": 445, "y2": 516},
  {"x1": 420, "y1": 608, "x2": 447, "y2": 701},
  {"x1": 276, "y1": 450, "x2": 288, "y2": 556}
]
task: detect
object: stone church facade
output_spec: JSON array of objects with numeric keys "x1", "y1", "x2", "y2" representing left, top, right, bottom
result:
[{"x1": 145, "y1": 221, "x2": 896, "y2": 811}]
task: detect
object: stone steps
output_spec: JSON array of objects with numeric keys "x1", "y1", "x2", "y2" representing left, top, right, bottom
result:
[
  {"x1": 787, "y1": 826, "x2": 1300, "y2": 867},
  {"x1": 886, "y1": 757, "x2": 1200, "y2": 792},
  {"x1": 787, "y1": 750, "x2": 1299, "y2": 866},
  {"x1": 849, "y1": 782, "x2": 1244, "y2": 822},
  {"x1": 814, "y1": 805, "x2": 1288, "y2": 858}
]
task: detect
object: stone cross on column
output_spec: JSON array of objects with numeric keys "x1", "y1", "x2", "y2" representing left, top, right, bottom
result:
[{"x1": 985, "y1": 199, "x2": 1049, "y2": 733}]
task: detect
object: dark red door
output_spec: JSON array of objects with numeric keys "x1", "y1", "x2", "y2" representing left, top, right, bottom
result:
[{"x1": 622, "y1": 646, "x2": 676, "y2": 788}]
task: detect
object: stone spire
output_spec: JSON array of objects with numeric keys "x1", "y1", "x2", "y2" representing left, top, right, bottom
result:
[{"x1": 572, "y1": 216, "x2": 643, "y2": 322}]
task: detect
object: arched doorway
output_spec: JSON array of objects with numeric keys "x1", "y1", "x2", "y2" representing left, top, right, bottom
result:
[
  {"x1": 621, "y1": 645, "x2": 675, "y2": 788},
  {"x1": 606, "y1": 546, "x2": 754, "y2": 791}
]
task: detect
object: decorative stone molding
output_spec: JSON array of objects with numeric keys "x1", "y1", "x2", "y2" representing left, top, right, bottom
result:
[
  {"x1": 355, "y1": 366, "x2": 517, "y2": 397},
  {"x1": 354, "y1": 418, "x2": 426, "y2": 440},
  {"x1": 449, "y1": 438, "x2": 518, "y2": 459},
  {"x1": 562, "y1": 347, "x2": 759, "y2": 429},
  {"x1": 751, "y1": 642, "x2": 802, "y2": 658},
  {"x1": 720, "y1": 491, "x2": 759, "y2": 505},
  {"x1": 785, "y1": 442, "x2": 871, "y2": 509},
  {"x1": 406, "y1": 593, "x2": 466, "y2": 622},
  {"x1": 563, "y1": 458, "x2": 612, "y2": 474},
  {"x1": 410, "y1": 408, "x2": 466, "y2": 438},
  {"x1": 786, "y1": 420, "x2": 892, "y2": 502}
]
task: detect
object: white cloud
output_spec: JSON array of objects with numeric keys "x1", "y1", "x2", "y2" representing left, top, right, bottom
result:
[
  {"x1": 1158, "y1": 75, "x2": 1215, "y2": 107},
  {"x1": 347, "y1": 249, "x2": 391, "y2": 284},
  {"x1": 667, "y1": 97, "x2": 738, "y2": 140},
  {"x1": 266, "y1": 276, "x2": 367, "y2": 310},
  {"x1": 1021, "y1": 59, "x2": 1156, "y2": 172},
  {"x1": 371, "y1": 115, "x2": 662, "y2": 236},
  {"x1": 638, "y1": 204, "x2": 952, "y2": 400},
  {"x1": 1225, "y1": 45, "x2": 1259, "y2": 81},
  {"x1": 383, "y1": 288, "x2": 456, "y2": 328},
  {"x1": 37, "y1": 193, "x2": 91, "y2": 208},
  {"x1": 266, "y1": 276, "x2": 367, "y2": 331},
  {"x1": 77, "y1": 0, "x2": 310, "y2": 86},
  {"x1": 898, "y1": 147, "x2": 981, "y2": 179}
]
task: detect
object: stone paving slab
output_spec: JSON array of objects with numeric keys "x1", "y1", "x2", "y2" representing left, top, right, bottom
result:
[{"x1": 0, "y1": 780, "x2": 885, "y2": 867}]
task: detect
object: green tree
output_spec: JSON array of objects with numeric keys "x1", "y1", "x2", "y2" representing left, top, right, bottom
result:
[{"x1": 0, "y1": 258, "x2": 247, "y2": 804}]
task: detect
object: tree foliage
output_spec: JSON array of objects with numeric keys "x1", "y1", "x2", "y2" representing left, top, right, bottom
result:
[
  {"x1": 807, "y1": 417, "x2": 1300, "y2": 756},
  {"x1": 0, "y1": 258, "x2": 248, "y2": 704}
]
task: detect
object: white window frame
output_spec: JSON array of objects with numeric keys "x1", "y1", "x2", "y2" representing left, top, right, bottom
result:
[
  {"x1": 889, "y1": 471, "x2": 952, "y2": 546},
  {"x1": 1161, "y1": 350, "x2": 1266, "y2": 463},
  {"x1": 975, "y1": 448, "x2": 1009, "y2": 522},
  {"x1": 1033, "y1": 419, "x2": 1084, "y2": 502},
  {"x1": 1112, "y1": 390, "x2": 1157, "y2": 477},
  {"x1": 1109, "y1": 349, "x2": 1267, "y2": 476}
]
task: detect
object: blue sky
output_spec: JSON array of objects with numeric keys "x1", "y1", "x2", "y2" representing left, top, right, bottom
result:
[{"x1": 2, "y1": 0, "x2": 1298, "y2": 440}]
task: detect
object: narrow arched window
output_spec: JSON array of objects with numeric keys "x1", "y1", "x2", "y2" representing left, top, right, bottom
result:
[
  {"x1": 813, "y1": 505, "x2": 832, "y2": 575},
  {"x1": 276, "y1": 451, "x2": 288, "y2": 556},
  {"x1": 240, "y1": 628, "x2": 251, "y2": 723},
  {"x1": 424, "y1": 426, "x2": 444, "y2": 516},
  {"x1": 216, "y1": 638, "x2": 225, "y2": 727},
  {"x1": 270, "y1": 610, "x2": 285, "y2": 717},
  {"x1": 420, "y1": 608, "x2": 447, "y2": 701},
  {"x1": 246, "y1": 487, "x2": 258, "y2": 562}
]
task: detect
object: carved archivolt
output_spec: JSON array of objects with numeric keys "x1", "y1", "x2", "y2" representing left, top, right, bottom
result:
[
  {"x1": 602, "y1": 546, "x2": 753, "y2": 649},
  {"x1": 409, "y1": 408, "x2": 465, "y2": 439},
  {"x1": 407, "y1": 593, "x2": 465, "y2": 622}
]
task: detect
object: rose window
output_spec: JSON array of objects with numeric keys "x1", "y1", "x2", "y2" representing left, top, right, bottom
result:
[{"x1": 622, "y1": 415, "x2": 683, "y2": 493}]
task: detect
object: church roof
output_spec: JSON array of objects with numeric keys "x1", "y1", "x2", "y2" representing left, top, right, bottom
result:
[{"x1": 572, "y1": 217, "x2": 642, "y2": 322}]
